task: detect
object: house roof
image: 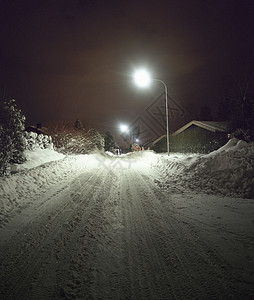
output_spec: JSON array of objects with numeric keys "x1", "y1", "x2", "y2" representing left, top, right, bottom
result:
[
  {"x1": 26, "y1": 125, "x2": 48, "y2": 135},
  {"x1": 152, "y1": 134, "x2": 166, "y2": 145},
  {"x1": 171, "y1": 120, "x2": 230, "y2": 136}
]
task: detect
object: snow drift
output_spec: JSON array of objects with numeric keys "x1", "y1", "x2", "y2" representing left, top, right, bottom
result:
[{"x1": 158, "y1": 138, "x2": 254, "y2": 198}]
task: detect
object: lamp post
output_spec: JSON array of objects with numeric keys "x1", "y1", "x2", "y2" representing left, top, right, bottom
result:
[{"x1": 133, "y1": 69, "x2": 170, "y2": 155}]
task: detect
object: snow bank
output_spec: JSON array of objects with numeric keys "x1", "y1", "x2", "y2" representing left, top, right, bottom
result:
[
  {"x1": 0, "y1": 150, "x2": 101, "y2": 224},
  {"x1": 21, "y1": 149, "x2": 65, "y2": 170},
  {"x1": 158, "y1": 139, "x2": 254, "y2": 198},
  {"x1": 207, "y1": 138, "x2": 250, "y2": 154}
]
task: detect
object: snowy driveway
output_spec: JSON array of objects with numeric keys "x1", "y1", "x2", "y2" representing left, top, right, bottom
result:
[{"x1": 0, "y1": 151, "x2": 254, "y2": 299}]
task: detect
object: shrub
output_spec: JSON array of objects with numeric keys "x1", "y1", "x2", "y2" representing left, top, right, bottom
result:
[
  {"x1": 47, "y1": 122, "x2": 104, "y2": 154},
  {"x1": 24, "y1": 131, "x2": 53, "y2": 150},
  {"x1": 0, "y1": 99, "x2": 26, "y2": 175}
]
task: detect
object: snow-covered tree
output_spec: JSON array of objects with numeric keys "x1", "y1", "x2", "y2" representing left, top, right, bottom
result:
[
  {"x1": 47, "y1": 121, "x2": 105, "y2": 154},
  {"x1": 87, "y1": 128, "x2": 105, "y2": 151},
  {"x1": 0, "y1": 99, "x2": 26, "y2": 175},
  {"x1": 104, "y1": 131, "x2": 115, "y2": 152},
  {"x1": 0, "y1": 125, "x2": 12, "y2": 176}
]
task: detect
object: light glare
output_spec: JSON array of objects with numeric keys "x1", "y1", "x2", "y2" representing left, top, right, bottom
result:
[
  {"x1": 134, "y1": 69, "x2": 151, "y2": 88},
  {"x1": 120, "y1": 124, "x2": 128, "y2": 133}
]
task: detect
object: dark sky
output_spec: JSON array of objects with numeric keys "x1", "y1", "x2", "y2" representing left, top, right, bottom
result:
[{"x1": 0, "y1": 0, "x2": 254, "y2": 141}]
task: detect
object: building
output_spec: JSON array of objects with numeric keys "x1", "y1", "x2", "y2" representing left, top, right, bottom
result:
[
  {"x1": 152, "y1": 120, "x2": 231, "y2": 153},
  {"x1": 170, "y1": 120, "x2": 230, "y2": 153}
]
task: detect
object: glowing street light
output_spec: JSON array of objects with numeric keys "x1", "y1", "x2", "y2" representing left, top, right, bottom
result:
[
  {"x1": 120, "y1": 124, "x2": 129, "y2": 133},
  {"x1": 133, "y1": 69, "x2": 151, "y2": 88},
  {"x1": 133, "y1": 68, "x2": 170, "y2": 155}
]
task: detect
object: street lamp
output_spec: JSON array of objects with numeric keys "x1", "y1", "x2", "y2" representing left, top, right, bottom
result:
[
  {"x1": 133, "y1": 69, "x2": 170, "y2": 155},
  {"x1": 120, "y1": 124, "x2": 129, "y2": 133}
]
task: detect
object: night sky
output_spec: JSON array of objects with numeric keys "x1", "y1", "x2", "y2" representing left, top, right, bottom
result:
[{"x1": 0, "y1": 0, "x2": 253, "y2": 141}]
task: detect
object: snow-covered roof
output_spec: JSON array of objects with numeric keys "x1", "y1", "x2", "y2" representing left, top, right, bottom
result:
[{"x1": 171, "y1": 120, "x2": 230, "y2": 136}]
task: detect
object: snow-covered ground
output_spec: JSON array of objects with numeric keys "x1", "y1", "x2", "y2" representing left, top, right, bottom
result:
[
  {"x1": 0, "y1": 139, "x2": 254, "y2": 299},
  {"x1": 2, "y1": 138, "x2": 253, "y2": 221},
  {"x1": 0, "y1": 149, "x2": 102, "y2": 222}
]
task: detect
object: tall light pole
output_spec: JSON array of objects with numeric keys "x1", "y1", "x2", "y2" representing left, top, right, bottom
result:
[{"x1": 133, "y1": 69, "x2": 170, "y2": 155}]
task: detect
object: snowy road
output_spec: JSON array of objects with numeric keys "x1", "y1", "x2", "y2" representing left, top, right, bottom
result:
[{"x1": 0, "y1": 152, "x2": 254, "y2": 299}]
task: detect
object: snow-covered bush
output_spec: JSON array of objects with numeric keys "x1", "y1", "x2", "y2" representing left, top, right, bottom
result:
[
  {"x1": 48, "y1": 122, "x2": 105, "y2": 154},
  {"x1": 24, "y1": 131, "x2": 53, "y2": 150},
  {"x1": 57, "y1": 131, "x2": 91, "y2": 154},
  {"x1": 0, "y1": 99, "x2": 26, "y2": 176},
  {"x1": 131, "y1": 143, "x2": 141, "y2": 152}
]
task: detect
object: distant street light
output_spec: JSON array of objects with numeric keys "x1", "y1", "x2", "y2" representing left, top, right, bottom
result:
[{"x1": 133, "y1": 69, "x2": 169, "y2": 155}]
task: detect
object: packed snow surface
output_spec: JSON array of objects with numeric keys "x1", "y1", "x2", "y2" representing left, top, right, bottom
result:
[
  {"x1": 0, "y1": 138, "x2": 253, "y2": 221},
  {"x1": 0, "y1": 139, "x2": 253, "y2": 299}
]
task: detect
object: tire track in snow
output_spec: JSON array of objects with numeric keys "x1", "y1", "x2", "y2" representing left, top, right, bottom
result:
[
  {"x1": 52, "y1": 168, "x2": 117, "y2": 299},
  {"x1": 122, "y1": 171, "x2": 180, "y2": 299},
  {"x1": 0, "y1": 154, "x2": 251, "y2": 299},
  {"x1": 133, "y1": 170, "x2": 240, "y2": 299},
  {"x1": 90, "y1": 172, "x2": 129, "y2": 300},
  {"x1": 0, "y1": 169, "x2": 106, "y2": 299}
]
